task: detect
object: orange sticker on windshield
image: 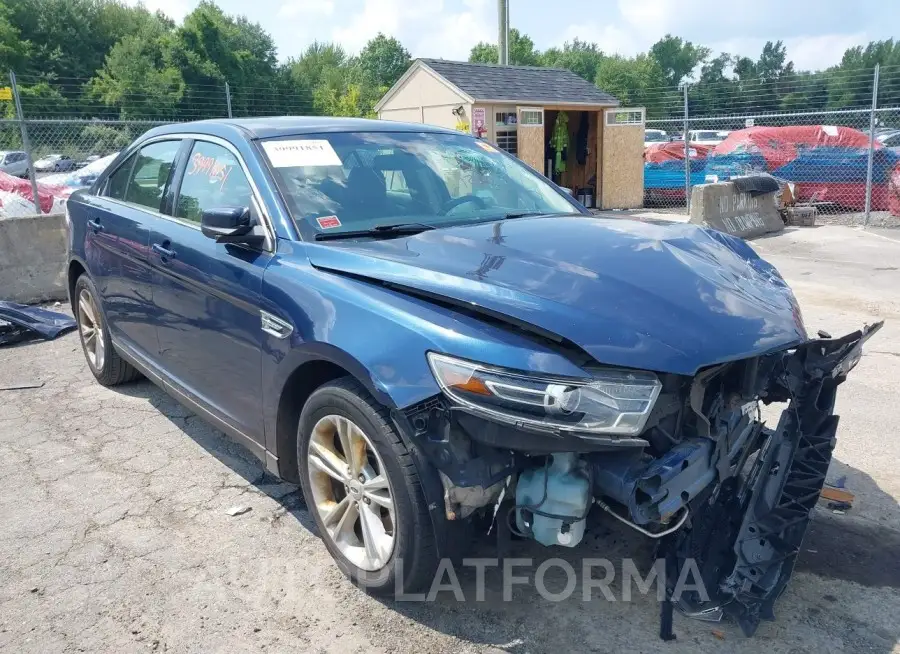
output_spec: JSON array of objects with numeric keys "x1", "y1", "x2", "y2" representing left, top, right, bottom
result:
[
  {"x1": 475, "y1": 141, "x2": 497, "y2": 152},
  {"x1": 316, "y1": 215, "x2": 342, "y2": 229}
]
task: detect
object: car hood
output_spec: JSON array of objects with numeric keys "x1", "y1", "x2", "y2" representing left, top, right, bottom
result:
[{"x1": 306, "y1": 215, "x2": 807, "y2": 375}]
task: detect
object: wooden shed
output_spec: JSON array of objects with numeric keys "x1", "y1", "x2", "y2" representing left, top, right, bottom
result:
[{"x1": 375, "y1": 59, "x2": 646, "y2": 209}]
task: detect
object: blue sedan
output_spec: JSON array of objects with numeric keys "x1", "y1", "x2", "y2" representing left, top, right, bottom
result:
[{"x1": 65, "y1": 117, "x2": 877, "y2": 636}]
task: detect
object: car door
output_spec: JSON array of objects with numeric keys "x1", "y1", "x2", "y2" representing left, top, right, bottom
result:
[
  {"x1": 149, "y1": 137, "x2": 272, "y2": 443},
  {"x1": 85, "y1": 139, "x2": 184, "y2": 359}
]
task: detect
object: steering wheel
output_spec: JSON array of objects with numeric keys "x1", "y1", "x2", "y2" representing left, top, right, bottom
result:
[{"x1": 440, "y1": 194, "x2": 488, "y2": 215}]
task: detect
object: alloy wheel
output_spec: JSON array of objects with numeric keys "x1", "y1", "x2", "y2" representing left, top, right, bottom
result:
[
  {"x1": 77, "y1": 288, "x2": 105, "y2": 371},
  {"x1": 307, "y1": 414, "x2": 396, "y2": 571}
]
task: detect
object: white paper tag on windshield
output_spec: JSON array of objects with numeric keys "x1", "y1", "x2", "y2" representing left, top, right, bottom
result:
[{"x1": 262, "y1": 139, "x2": 342, "y2": 167}]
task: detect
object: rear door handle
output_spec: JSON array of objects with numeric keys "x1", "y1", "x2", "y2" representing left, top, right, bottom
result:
[
  {"x1": 152, "y1": 242, "x2": 176, "y2": 259},
  {"x1": 87, "y1": 218, "x2": 103, "y2": 233}
]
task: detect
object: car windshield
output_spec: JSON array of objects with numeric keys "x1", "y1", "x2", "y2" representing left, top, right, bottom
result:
[
  {"x1": 261, "y1": 131, "x2": 578, "y2": 238},
  {"x1": 645, "y1": 131, "x2": 667, "y2": 142},
  {"x1": 694, "y1": 131, "x2": 720, "y2": 140}
]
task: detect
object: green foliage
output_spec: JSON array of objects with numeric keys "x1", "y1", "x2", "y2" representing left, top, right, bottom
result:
[
  {"x1": 78, "y1": 123, "x2": 134, "y2": 153},
  {"x1": 650, "y1": 35, "x2": 710, "y2": 87},
  {"x1": 0, "y1": 0, "x2": 892, "y2": 126},
  {"x1": 595, "y1": 54, "x2": 668, "y2": 115},
  {"x1": 541, "y1": 38, "x2": 604, "y2": 82},
  {"x1": 358, "y1": 33, "x2": 411, "y2": 88},
  {"x1": 469, "y1": 29, "x2": 541, "y2": 66},
  {"x1": 89, "y1": 24, "x2": 185, "y2": 119}
]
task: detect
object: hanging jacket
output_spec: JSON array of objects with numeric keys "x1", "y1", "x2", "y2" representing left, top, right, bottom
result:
[{"x1": 551, "y1": 111, "x2": 569, "y2": 175}]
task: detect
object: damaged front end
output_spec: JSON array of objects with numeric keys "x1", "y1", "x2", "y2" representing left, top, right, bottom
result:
[{"x1": 399, "y1": 322, "x2": 881, "y2": 636}]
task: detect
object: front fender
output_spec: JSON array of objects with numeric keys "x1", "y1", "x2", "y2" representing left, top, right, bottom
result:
[{"x1": 260, "y1": 243, "x2": 590, "y2": 453}]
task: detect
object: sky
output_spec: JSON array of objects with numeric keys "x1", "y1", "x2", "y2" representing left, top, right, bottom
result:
[{"x1": 128, "y1": 0, "x2": 894, "y2": 72}]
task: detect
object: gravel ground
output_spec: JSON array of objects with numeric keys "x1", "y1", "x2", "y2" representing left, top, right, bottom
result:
[{"x1": 1, "y1": 224, "x2": 899, "y2": 653}]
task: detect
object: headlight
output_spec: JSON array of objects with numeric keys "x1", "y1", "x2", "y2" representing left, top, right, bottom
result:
[{"x1": 427, "y1": 353, "x2": 662, "y2": 436}]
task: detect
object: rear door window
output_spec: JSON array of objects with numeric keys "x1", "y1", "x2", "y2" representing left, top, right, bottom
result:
[
  {"x1": 123, "y1": 141, "x2": 182, "y2": 212},
  {"x1": 175, "y1": 141, "x2": 252, "y2": 224}
]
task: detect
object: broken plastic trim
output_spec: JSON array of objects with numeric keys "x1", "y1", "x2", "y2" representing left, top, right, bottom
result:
[
  {"x1": 670, "y1": 322, "x2": 882, "y2": 637},
  {"x1": 0, "y1": 301, "x2": 77, "y2": 345}
]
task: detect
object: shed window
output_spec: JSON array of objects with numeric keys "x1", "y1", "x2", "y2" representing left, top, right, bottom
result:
[
  {"x1": 605, "y1": 108, "x2": 645, "y2": 126},
  {"x1": 496, "y1": 130, "x2": 518, "y2": 156},
  {"x1": 495, "y1": 111, "x2": 517, "y2": 127},
  {"x1": 519, "y1": 108, "x2": 543, "y2": 126}
]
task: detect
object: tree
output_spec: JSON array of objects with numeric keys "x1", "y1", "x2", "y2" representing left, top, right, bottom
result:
[
  {"x1": 690, "y1": 53, "x2": 736, "y2": 115},
  {"x1": 756, "y1": 41, "x2": 793, "y2": 82},
  {"x1": 0, "y1": 2, "x2": 24, "y2": 72},
  {"x1": 469, "y1": 28, "x2": 541, "y2": 66},
  {"x1": 358, "y1": 33, "x2": 411, "y2": 88},
  {"x1": 4, "y1": 0, "x2": 160, "y2": 82},
  {"x1": 89, "y1": 26, "x2": 185, "y2": 119},
  {"x1": 541, "y1": 38, "x2": 604, "y2": 82},
  {"x1": 595, "y1": 54, "x2": 667, "y2": 116},
  {"x1": 650, "y1": 35, "x2": 710, "y2": 86},
  {"x1": 828, "y1": 39, "x2": 900, "y2": 109},
  {"x1": 168, "y1": 1, "x2": 278, "y2": 117}
]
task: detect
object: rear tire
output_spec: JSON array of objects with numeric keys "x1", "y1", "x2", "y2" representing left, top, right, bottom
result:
[
  {"x1": 297, "y1": 377, "x2": 438, "y2": 596},
  {"x1": 74, "y1": 274, "x2": 141, "y2": 386}
]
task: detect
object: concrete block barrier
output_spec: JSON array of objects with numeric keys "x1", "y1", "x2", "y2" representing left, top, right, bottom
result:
[
  {"x1": 689, "y1": 181, "x2": 784, "y2": 239},
  {"x1": 0, "y1": 213, "x2": 68, "y2": 304}
]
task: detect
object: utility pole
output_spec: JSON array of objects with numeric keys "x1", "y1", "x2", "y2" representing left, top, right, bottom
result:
[{"x1": 497, "y1": 0, "x2": 508, "y2": 65}]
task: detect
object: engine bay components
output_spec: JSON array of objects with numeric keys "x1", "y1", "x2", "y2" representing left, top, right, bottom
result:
[
  {"x1": 590, "y1": 439, "x2": 715, "y2": 525},
  {"x1": 515, "y1": 453, "x2": 591, "y2": 547}
]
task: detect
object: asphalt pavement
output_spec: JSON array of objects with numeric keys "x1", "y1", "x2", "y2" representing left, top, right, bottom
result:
[{"x1": 1, "y1": 224, "x2": 898, "y2": 653}]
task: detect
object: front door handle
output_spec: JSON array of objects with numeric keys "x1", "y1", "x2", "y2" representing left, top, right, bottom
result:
[
  {"x1": 152, "y1": 242, "x2": 176, "y2": 260},
  {"x1": 87, "y1": 218, "x2": 103, "y2": 233}
]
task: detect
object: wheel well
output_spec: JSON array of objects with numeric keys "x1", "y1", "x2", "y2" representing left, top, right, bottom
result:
[
  {"x1": 275, "y1": 359, "x2": 349, "y2": 483},
  {"x1": 67, "y1": 260, "x2": 86, "y2": 312}
]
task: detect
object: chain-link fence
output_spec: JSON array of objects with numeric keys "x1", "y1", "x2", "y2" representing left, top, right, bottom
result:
[
  {"x1": 2, "y1": 119, "x2": 168, "y2": 163},
  {"x1": 4, "y1": 65, "x2": 900, "y2": 223},
  {"x1": 641, "y1": 65, "x2": 900, "y2": 225}
]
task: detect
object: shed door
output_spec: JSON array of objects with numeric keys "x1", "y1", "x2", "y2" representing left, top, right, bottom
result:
[{"x1": 516, "y1": 107, "x2": 545, "y2": 173}]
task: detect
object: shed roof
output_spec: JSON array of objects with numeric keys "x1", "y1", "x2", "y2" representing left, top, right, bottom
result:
[{"x1": 416, "y1": 59, "x2": 619, "y2": 106}]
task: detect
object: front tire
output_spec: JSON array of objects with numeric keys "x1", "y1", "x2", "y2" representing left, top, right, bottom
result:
[
  {"x1": 74, "y1": 274, "x2": 141, "y2": 386},
  {"x1": 297, "y1": 377, "x2": 438, "y2": 596}
]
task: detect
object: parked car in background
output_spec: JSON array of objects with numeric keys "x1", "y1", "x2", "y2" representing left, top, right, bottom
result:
[
  {"x1": 66, "y1": 117, "x2": 878, "y2": 638},
  {"x1": 875, "y1": 129, "x2": 900, "y2": 151},
  {"x1": 42, "y1": 153, "x2": 118, "y2": 190},
  {"x1": 75, "y1": 154, "x2": 102, "y2": 169},
  {"x1": 34, "y1": 154, "x2": 75, "y2": 172},
  {"x1": 0, "y1": 150, "x2": 29, "y2": 177},
  {"x1": 687, "y1": 130, "x2": 727, "y2": 145},
  {"x1": 644, "y1": 128, "x2": 668, "y2": 147}
]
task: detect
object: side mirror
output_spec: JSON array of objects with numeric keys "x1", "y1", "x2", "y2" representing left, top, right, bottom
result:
[{"x1": 200, "y1": 206, "x2": 261, "y2": 245}]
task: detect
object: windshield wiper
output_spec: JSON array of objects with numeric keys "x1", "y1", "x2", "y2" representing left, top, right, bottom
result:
[
  {"x1": 314, "y1": 222, "x2": 435, "y2": 241},
  {"x1": 496, "y1": 210, "x2": 586, "y2": 221}
]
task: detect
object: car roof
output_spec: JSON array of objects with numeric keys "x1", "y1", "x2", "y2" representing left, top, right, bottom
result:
[{"x1": 139, "y1": 116, "x2": 461, "y2": 142}]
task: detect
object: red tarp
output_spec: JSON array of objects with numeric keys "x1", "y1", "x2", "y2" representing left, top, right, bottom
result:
[
  {"x1": 0, "y1": 171, "x2": 71, "y2": 214},
  {"x1": 644, "y1": 141, "x2": 713, "y2": 163},
  {"x1": 713, "y1": 125, "x2": 879, "y2": 170}
]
